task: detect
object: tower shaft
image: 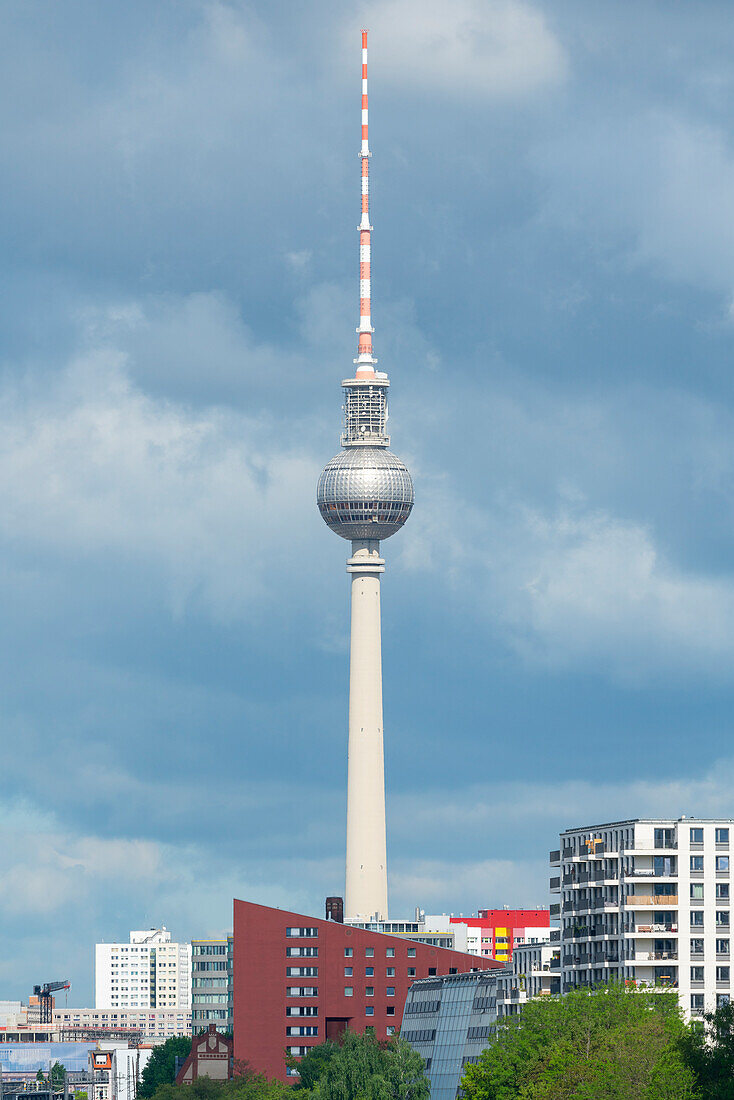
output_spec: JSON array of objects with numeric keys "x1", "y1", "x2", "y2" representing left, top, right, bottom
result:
[{"x1": 345, "y1": 539, "x2": 388, "y2": 920}]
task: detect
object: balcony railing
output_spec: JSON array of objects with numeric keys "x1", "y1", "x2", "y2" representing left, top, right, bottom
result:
[
  {"x1": 633, "y1": 952, "x2": 678, "y2": 962},
  {"x1": 626, "y1": 895, "x2": 678, "y2": 906},
  {"x1": 550, "y1": 850, "x2": 561, "y2": 863},
  {"x1": 632, "y1": 924, "x2": 678, "y2": 934},
  {"x1": 550, "y1": 877, "x2": 560, "y2": 891}
]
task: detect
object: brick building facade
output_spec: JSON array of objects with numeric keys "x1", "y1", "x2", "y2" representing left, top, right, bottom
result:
[{"x1": 233, "y1": 899, "x2": 502, "y2": 1083}]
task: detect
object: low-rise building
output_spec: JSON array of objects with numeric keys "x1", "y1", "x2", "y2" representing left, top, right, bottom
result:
[
  {"x1": 53, "y1": 1009, "x2": 191, "y2": 1040},
  {"x1": 175, "y1": 1024, "x2": 232, "y2": 1083}
]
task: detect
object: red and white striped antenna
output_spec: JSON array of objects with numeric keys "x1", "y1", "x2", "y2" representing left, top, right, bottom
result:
[{"x1": 355, "y1": 29, "x2": 376, "y2": 379}]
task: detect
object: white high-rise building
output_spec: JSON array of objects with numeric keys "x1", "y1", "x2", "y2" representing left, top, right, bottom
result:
[
  {"x1": 316, "y1": 30, "x2": 413, "y2": 922},
  {"x1": 551, "y1": 818, "x2": 733, "y2": 1018},
  {"x1": 95, "y1": 928, "x2": 192, "y2": 1011}
]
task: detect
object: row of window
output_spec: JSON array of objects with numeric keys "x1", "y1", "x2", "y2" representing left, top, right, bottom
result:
[
  {"x1": 690, "y1": 912, "x2": 730, "y2": 927},
  {"x1": 690, "y1": 885, "x2": 730, "y2": 899},
  {"x1": 192, "y1": 961, "x2": 228, "y2": 972},
  {"x1": 690, "y1": 856, "x2": 730, "y2": 871},
  {"x1": 192, "y1": 945, "x2": 227, "y2": 956},
  {"x1": 286, "y1": 928, "x2": 319, "y2": 938},
  {"x1": 286, "y1": 947, "x2": 318, "y2": 957},
  {"x1": 286, "y1": 967, "x2": 318, "y2": 977},
  {"x1": 401, "y1": 1029, "x2": 435, "y2": 1043},
  {"x1": 343, "y1": 987, "x2": 396, "y2": 996},
  {"x1": 691, "y1": 967, "x2": 730, "y2": 981},
  {"x1": 344, "y1": 967, "x2": 396, "y2": 977},
  {"x1": 404, "y1": 1001, "x2": 441, "y2": 1015},
  {"x1": 692, "y1": 994, "x2": 730, "y2": 1011},
  {"x1": 343, "y1": 947, "x2": 403, "y2": 958},
  {"x1": 690, "y1": 939, "x2": 730, "y2": 954},
  {"x1": 690, "y1": 829, "x2": 730, "y2": 845},
  {"x1": 286, "y1": 1027, "x2": 318, "y2": 1036},
  {"x1": 286, "y1": 1007, "x2": 318, "y2": 1017}
]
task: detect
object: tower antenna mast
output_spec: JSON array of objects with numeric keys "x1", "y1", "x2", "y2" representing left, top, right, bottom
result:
[
  {"x1": 356, "y1": 29, "x2": 375, "y2": 378},
  {"x1": 317, "y1": 31, "x2": 414, "y2": 922}
]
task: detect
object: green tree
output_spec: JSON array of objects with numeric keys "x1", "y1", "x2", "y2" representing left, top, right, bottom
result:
[
  {"x1": 382, "y1": 1036, "x2": 429, "y2": 1100},
  {"x1": 149, "y1": 1075, "x2": 290, "y2": 1100},
  {"x1": 461, "y1": 982, "x2": 697, "y2": 1100},
  {"x1": 138, "y1": 1036, "x2": 192, "y2": 1099},
  {"x1": 681, "y1": 1002, "x2": 734, "y2": 1100},
  {"x1": 287, "y1": 1041, "x2": 338, "y2": 1090},
  {"x1": 303, "y1": 1029, "x2": 428, "y2": 1100},
  {"x1": 37, "y1": 1062, "x2": 66, "y2": 1089}
]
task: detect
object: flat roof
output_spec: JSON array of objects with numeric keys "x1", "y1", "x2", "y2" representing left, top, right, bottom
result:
[{"x1": 561, "y1": 817, "x2": 734, "y2": 834}]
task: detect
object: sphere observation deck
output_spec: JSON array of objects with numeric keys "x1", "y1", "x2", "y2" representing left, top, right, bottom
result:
[{"x1": 317, "y1": 446, "x2": 414, "y2": 541}]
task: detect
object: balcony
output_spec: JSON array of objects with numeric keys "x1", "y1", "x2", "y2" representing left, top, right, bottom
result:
[
  {"x1": 623, "y1": 842, "x2": 677, "y2": 852},
  {"x1": 629, "y1": 869, "x2": 677, "y2": 879},
  {"x1": 580, "y1": 841, "x2": 606, "y2": 858},
  {"x1": 550, "y1": 904, "x2": 560, "y2": 917},
  {"x1": 550, "y1": 877, "x2": 560, "y2": 891},
  {"x1": 632, "y1": 924, "x2": 678, "y2": 935},
  {"x1": 625, "y1": 895, "x2": 678, "y2": 907},
  {"x1": 633, "y1": 952, "x2": 678, "y2": 962},
  {"x1": 549, "y1": 929, "x2": 561, "y2": 942},
  {"x1": 550, "y1": 850, "x2": 561, "y2": 864}
]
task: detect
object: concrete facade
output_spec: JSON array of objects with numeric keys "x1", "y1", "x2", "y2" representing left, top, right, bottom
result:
[
  {"x1": 551, "y1": 817, "x2": 733, "y2": 1018},
  {"x1": 191, "y1": 937, "x2": 233, "y2": 1035},
  {"x1": 95, "y1": 929, "x2": 191, "y2": 1012},
  {"x1": 345, "y1": 540, "x2": 388, "y2": 921}
]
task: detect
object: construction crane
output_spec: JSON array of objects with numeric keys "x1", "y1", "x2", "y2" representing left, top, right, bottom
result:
[{"x1": 33, "y1": 980, "x2": 70, "y2": 1025}]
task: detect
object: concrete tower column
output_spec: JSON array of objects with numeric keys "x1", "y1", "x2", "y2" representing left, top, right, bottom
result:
[{"x1": 345, "y1": 538, "x2": 388, "y2": 920}]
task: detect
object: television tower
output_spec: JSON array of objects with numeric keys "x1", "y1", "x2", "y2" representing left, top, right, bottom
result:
[{"x1": 317, "y1": 30, "x2": 414, "y2": 921}]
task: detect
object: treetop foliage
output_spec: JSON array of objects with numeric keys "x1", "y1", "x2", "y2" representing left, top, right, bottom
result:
[
  {"x1": 461, "y1": 982, "x2": 697, "y2": 1100},
  {"x1": 148, "y1": 1030, "x2": 427, "y2": 1100},
  {"x1": 138, "y1": 1035, "x2": 193, "y2": 1099}
]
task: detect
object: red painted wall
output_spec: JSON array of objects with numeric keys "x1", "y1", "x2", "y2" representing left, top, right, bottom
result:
[
  {"x1": 449, "y1": 909, "x2": 550, "y2": 961},
  {"x1": 233, "y1": 899, "x2": 502, "y2": 1083}
]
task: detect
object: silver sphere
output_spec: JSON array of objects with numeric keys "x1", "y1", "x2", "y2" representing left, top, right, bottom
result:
[{"x1": 317, "y1": 447, "x2": 414, "y2": 541}]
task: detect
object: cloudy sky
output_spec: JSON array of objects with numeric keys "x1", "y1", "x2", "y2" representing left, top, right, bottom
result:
[{"x1": 2, "y1": 0, "x2": 734, "y2": 1004}]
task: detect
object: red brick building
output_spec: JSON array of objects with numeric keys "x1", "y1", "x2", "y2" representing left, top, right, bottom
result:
[
  {"x1": 233, "y1": 899, "x2": 502, "y2": 1083},
  {"x1": 176, "y1": 1024, "x2": 232, "y2": 1083}
]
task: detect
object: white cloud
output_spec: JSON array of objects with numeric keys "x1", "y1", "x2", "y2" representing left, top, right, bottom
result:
[
  {"x1": 354, "y1": 0, "x2": 566, "y2": 97},
  {"x1": 0, "y1": 343, "x2": 320, "y2": 620},
  {"x1": 501, "y1": 507, "x2": 734, "y2": 676}
]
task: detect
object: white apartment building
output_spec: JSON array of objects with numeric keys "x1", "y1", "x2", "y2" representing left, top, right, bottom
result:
[
  {"x1": 511, "y1": 941, "x2": 559, "y2": 1002},
  {"x1": 550, "y1": 818, "x2": 733, "y2": 1018},
  {"x1": 95, "y1": 928, "x2": 192, "y2": 1012}
]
